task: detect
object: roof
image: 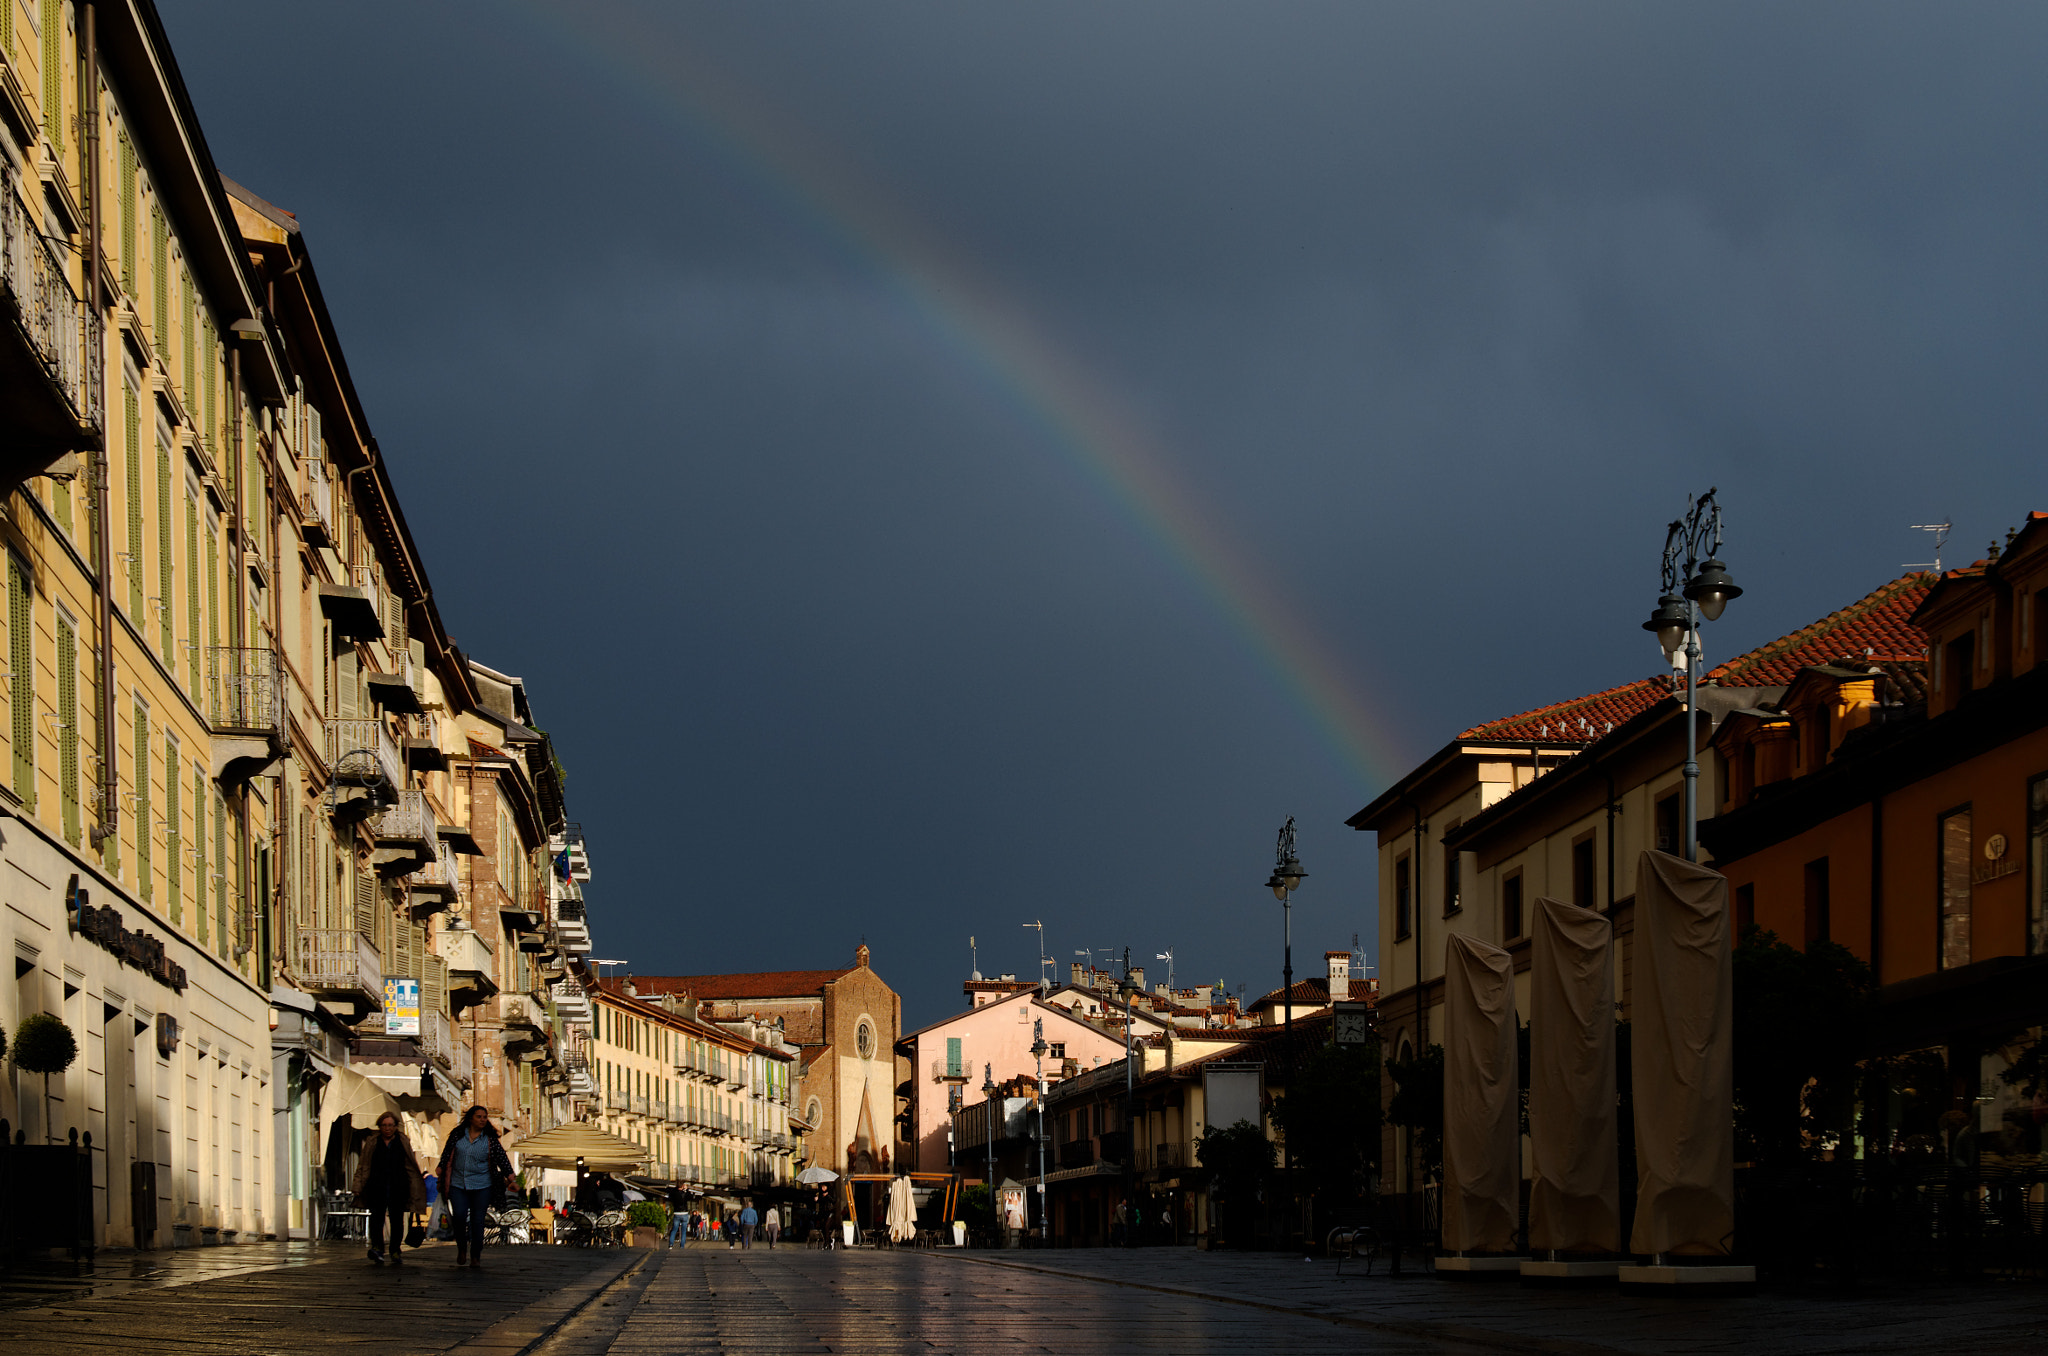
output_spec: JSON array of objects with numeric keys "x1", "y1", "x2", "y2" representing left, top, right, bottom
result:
[
  {"x1": 592, "y1": 979, "x2": 787, "y2": 1056},
  {"x1": 628, "y1": 969, "x2": 854, "y2": 1001},
  {"x1": 1709, "y1": 574, "x2": 1932, "y2": 686},
  {"x1": 1246, "y1": 977, "x2": 1376, "y2": 1013},
  {"x1": 1458, "y1": 677, "x2": 1670, "y2": 744}
]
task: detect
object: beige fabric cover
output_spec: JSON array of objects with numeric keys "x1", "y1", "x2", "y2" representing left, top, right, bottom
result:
[
  {"x1": 1527, "y1": 896, "x2": 1618, "y2": 1253},
  {"x1": 1628, "y1": 850, "x2": 1736, "y2": 1257},
  {"x1": 1441, "y1": 932, "x2": 1519, "y2": 1253}
]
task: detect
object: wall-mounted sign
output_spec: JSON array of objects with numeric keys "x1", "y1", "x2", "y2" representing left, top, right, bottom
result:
[
  {"x1": 384, "y1": 977, "x2": 421, "y2": 1036},
  {"x1": 65, "y1": 875, "x2": 188, "y2": 994},
  {"x1": 157, "y1": 1012, "x2": 181, "y2": 1058}
]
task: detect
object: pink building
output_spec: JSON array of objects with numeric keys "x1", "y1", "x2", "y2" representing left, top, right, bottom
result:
[{"x1": 897, "y1": 986, "x2": 1130, "y2": 1173}]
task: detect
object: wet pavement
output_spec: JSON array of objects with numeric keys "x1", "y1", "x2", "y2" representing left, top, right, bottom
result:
[{"x1": 0, "y1": 1239, "x2": 2041, "y2": 1354}]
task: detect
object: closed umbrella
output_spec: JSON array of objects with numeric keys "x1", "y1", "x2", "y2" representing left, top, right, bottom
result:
[{"x1": 887, "y1": 1175, "x2": 917, "y2": 1243}]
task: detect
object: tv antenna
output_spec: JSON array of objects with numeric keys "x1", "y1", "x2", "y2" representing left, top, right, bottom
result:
[
  {"x1": 1155, "y1": 946, "x2": 1175, "y2": 992},
  {"x1": 1906, "y1": 521, "x2": 1951, "y2": 574},
  {"x1": 1023, "y1": 920, "x2": 1051, "y2": 990}
]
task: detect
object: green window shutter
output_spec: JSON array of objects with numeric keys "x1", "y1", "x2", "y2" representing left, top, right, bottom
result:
[
  {"x1": 42, "y1": 0, "x2": 61, "y2": 153},
  {"x1": 947, "y1": 1037, "x2": 962, "y2": 1077},
  {"x1": 157, "y1": 441, "x2": 173, "y2": 663},
  {"x1": 182, "y1": 274, "x2": 195, "y2": 407},
  {"x1": 164, "y1": 741, "x2": 180, "y2": 923},
  {"x1": 57, "y1": 618, "x2": 77, "y2": 845},
  {"x1": 133, "y1": 705, "x2": 150, "y2": 900},
  {"x1": 185, "y1": 495, "x2": 199, "y2": 697},
  {"x1": 151, "y1": 206, "x2": 167, "y2": 345},
  {"x1": 53, "y1": 467, "x2": 69, "y2": 539},
  {"x1": 2, "y1": 0, "x2": 11, "y2": 68},
  {"x1": 206, "y1": 525, "x2": 218, "y2": 650},
  {"x1": 215, "y1": 793, "x2": 229, "y2": 958},
  {"x1": 83, "y1": 447, "x2": 99, "y2": 568},
  {"x1": 9, "y1": 557, "x2": 33, "y2": 810},
  {"x1": 353, "y1": 865, "x2": 375, "y2": 938},
  {"x1": 125, "y1": 389, "x2": 143, "y2": 621},
  {"x1": 192, "y1": 766, "x2": 205, "y2": 942},
  {"x1": 119, "y1": 135, "x2": 135, "y2": 294},
  {"x1": 202, "y1": 320, "x2": 216, "y2": 458}
]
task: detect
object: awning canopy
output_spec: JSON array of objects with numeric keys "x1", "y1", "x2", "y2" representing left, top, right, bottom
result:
[{"x1": 504, "y1": 1120, "x2": 647, "y2": 1173}]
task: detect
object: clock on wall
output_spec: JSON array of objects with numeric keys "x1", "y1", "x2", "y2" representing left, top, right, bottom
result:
[{"x1": 1333, "y1": 1002, "x2": 1371, "y2": 1046}]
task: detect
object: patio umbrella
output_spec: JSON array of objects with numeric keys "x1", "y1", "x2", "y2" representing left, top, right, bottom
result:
[
  {"x1": 887, "y1": 1175, "x2": 917, "y2": 1243},
  {"x1": 503, "y1": 1120, "x2": 647, "y2": 1173},
  {"x1": 795, "y1": 1166, "x2": 839, "y2": 1185}
]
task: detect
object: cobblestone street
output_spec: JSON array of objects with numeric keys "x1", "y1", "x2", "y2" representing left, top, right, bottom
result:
[{"x1": 2, "y1": 1242, "x2": 2044, "y2": 1355}]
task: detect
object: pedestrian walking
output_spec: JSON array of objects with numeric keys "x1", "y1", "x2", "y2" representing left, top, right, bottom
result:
[
  {"x1": 436, "y1": 1104, "x2": 518, "y2": 1269},
  {"x1": 740, "y1": 1202, "x2": 758, "y2": 1249},
  {"x1": 764, "y1": 1206, "x2": 780, "y2": 1249},
  {"x1": 666, "y1": 1207, "x2": 687, "y2": 1247},
  {"x1": 352, "y1": 1111, "x2": 427, "y2": 1266}
]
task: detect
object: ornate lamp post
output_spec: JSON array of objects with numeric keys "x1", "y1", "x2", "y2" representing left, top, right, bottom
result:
[
  {"x1": 981, "y1": 1063, "x2": 998, "y2": 1191},
  {"x1": 1029, "y1": 1018, "x2": 1049, "y2": 1243},
  {"x1": 1265, "y1": 817, "x2": 1306, "y2": 1243},
  {"x1": 1642, "y1": 490, "x2": 1742, "y2": 862},
  {"x1": 1119, "y1": 949, "x2": 1139, "y2": 1247}
]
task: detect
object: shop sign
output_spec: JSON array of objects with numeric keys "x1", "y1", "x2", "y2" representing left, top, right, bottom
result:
[
  {"x1": 64, "y1": 875, "x2": 188, "y2": 994},
  {"x1": 384, "y1": 976, "x2": 421, "y2": 1036}
]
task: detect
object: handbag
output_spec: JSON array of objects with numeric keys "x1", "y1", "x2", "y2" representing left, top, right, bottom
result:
[{"x1": 405, "y1": 1219, "x2": 428, "y2": 1249}]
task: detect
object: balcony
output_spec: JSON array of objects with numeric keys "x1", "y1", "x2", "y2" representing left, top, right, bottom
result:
[
  {"x1": 931, "y1": 1059, "x2": 969, "y2": 1084},
  {"x1": 326, "y1": 717, "x2": 404, "y2": 793},
  {"x1": 0, "y1": 164, "x2": 103, "y2": 480},
  {"x1": 408, "y1": 840, "x2": 461, "y2": 913},
  {"x1": 552, "y1": 978, "x2": 590, "y2": 1023},
  {"x1": 453, "y1": 1036, "x2": 474, "y2": 1091},
  {"x1": 300, "y1": 458, "x2": 334, "y2": 547},
  {"x1": 207, "y1": 647, "x2": 284, "y2": 736},
  {"x1": 1098, "y1": 1129, "x2": 1131, "y2": 1165},
  {"x1": 366, "y1": 657, "x2": 423, "y2": 716},
  {"x1": 651, "y1": 1099, "x2": 670, "y2": 1124},
  {"x1": 373, "y1": 787, "x2": 439, "y2": 852},
  {"x1": 296, "y1": 929, "x2": 382, "y2": 1011},
  {"x1": 629, "y1": 1093, "x2": 650, "y2": 1118},
  {"x1": 318, "y1": 583, "x2": 385, "y2": 644},
  {"x1": 420, "y1": 1008, "x2": 455, "y2": 1071},
  {"x1": 555, "y1": 897, "x2": 591, "y2": 954},
  {"x1": 1057, "y1": 1138, "x2": 1096, "y2": 1170}
]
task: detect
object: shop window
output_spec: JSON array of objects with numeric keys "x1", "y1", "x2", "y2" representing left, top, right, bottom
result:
[
  {"x1": 1939, "y1": 807, "x2": 1972, "y2": 969},
  {"x1": 1803, "y1": 857, "x2": 1830, "y2": 947},
  {"x1": 1502, "y1": 872, "x2": 1523, "y2": 941}
]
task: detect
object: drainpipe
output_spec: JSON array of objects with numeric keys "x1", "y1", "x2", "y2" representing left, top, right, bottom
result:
[{"x1": 83, "y1": 3, "x2": 118, "y2": 857}]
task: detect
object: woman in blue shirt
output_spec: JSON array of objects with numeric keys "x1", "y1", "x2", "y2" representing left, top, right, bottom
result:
[{"x1": 436, "y1": 1105, "x2": 517, "y2": 1268}]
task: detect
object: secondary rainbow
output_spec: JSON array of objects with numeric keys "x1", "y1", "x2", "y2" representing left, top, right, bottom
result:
[{"x1": 516, "y1": 1, "x2": 1408, "y2": 792}]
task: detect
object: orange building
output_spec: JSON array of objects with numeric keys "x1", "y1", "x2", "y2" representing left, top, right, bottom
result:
[{"x1": 1701, "y1": 513, "x2": 2048, "y2": 1132}]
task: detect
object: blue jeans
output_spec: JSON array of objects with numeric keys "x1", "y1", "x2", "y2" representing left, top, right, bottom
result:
[
  {"x1": 449, "y1": 1186, "x2": 492, "y2": 1255},
  {"x1": 667, "y1": 1214, "x2": 686, "y2": 1243}
]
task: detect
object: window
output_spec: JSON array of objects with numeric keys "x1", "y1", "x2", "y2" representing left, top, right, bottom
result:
[
  {"x1": 1572, "y1": 835, "x2": 1597, "y2": 912},
  {"x1": 1443, "y1": 821, "x2": 1462, "y2": 915},
  {"x1": 164, "y1": 737, "x2": 181, "y2": 923},
  {"x1": 1945, "y1": 634, "x2": 1975, "y2": 703},
  {"x1": 1049, "y1": 1043, "x2": 1066, "y2": 1060},
  {"x1": 1939, "y1": 807, "x2": 1972, "y2": 970},
  {"x1": 2029, "y1": 775, "x2": 2046, "y2": 957},
  {"x1": 1502, "y1": 872, "x2": 1524, "y2": 941},
  {"x1": 855, "y1": 1020, "x2": 875, "y2": 1060},
  {"x1": 1393, "y1": 856, "x2": 1412, "y2": 939},
  {"x1": 1807, "y1": 706, "x2": 1831, "y2": 772},
  {"x1": 133, "y1": 703, "x2": 150, "y2": 899},
  {"x1": 945, "y1": 1036, "x2": 962, "y2": 1077},
  {"x1": 1736, "y1": 883, "x2": 1755, "y2": 934},
  {"x1": 1655, "y1": 792, "x2": 1681, "y2": 854},
  {"x1": 1803, "y1": 857, "x2": 1830, "y2": 947}
]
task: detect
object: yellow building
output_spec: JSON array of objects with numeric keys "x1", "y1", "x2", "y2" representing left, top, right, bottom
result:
[{"x1": 590, "y1": 981, "x2": 800, "y2": 1207}]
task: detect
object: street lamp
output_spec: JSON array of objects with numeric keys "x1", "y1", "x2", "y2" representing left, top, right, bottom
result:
[
  {"x1": 981, "y1": 1064, "x2": 997, "y2": 1193},
  {"x1": 1642, "y1": 489, "x2": 1742, "y2": 862},
  {"x1": 1265, "y1": 816, "x2": 1305, "y2": 1245},
  {"x1": 1029, "y1": 1019, "x2": 1049, "y2": 1243},
  {"x1": 1119, "y1": 949, "x2": 1139, "y2": 1248}
]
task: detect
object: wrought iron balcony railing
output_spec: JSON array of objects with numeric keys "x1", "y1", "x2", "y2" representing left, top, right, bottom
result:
[
  {"x1": 372, "y1": 787, "x2": 439, "y2": 850},
  {"x1": 207, "y1": 647, "x2": 284, "y2": 736},
  {"x1": 326, "y1": 716, "x2": 404, "y2": 791},
  {"x1": 296, "y1": 929, "x2": 382, "y2": 1006},
  {"x1": 1, "y1": 164, "x2": 104, "y2": 437}
]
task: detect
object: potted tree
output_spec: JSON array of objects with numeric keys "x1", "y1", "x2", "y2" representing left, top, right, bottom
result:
[
  {"x1": 12, "y1": 1013, "x2": 77, "y2": 1142},
  {"x1": 625, "y1": 1201, "x2": 668, "y2": 1248}
]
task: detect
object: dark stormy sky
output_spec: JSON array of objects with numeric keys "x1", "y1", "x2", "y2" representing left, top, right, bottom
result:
[{"x1": 160, "y1": 2, "x2": 2047, "y2": 1028}]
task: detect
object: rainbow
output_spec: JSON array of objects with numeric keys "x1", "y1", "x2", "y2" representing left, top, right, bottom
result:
[{"x1": 514, "y1": 1, "x2": 1411, "y2": 792}]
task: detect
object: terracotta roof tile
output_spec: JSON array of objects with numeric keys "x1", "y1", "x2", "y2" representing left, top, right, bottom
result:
[
  {"x1": 627, "y1": 969, "x2": 853, "y2": 1000},
  {"x1": 1708, "y1": 574, "x2": 1932, "y2": 687},
  {"x1": 1459, "y1": 677, "x2": 1670, "y2": 744}
]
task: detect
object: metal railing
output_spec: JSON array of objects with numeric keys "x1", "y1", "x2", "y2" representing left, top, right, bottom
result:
[
  {"x1": 421, "y1": 1009, "x2": 454, "y2": 1070},
  {"x1": 326, "y1": 717, "x2": 404, "y2": 790},
  {"x1": 1, "y1": 164, "x2": 103, "y2": 434},
  {"x1": 651, "y1": 1099, "x2": 670, "y2": 1124},
  {"x1": 207, "y1": 647, "x2": 284, "y2": 735},
  {"x1": 453, "y1": 1036, "x2": 474, "y2": 1089},
  {"x1": 931, "y1": 1059, "x2": 967, "y2": 1083},
  {"x1": 629, "y1": 1093, "x2": 650, "y2": 1118},
  {"x1": 372, "y1": 787, "x2": 439, "y2": 847},
  {"x1": 296, "y1": 929, "x2": 382, "y2": 1004}
]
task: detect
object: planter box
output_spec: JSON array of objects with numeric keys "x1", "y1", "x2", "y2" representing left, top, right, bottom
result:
[{"x1": 630, "y1": 1227, "x2": 663, "y2": 1248}]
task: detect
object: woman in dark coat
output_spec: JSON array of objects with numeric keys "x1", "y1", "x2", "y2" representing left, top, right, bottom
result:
[
  {"x1": 436, "y1": 1104, "x2": 518, "y2": 1268},
  {"x1": 351, "y1": 1111, "x2": 428, "y2": 1265}
]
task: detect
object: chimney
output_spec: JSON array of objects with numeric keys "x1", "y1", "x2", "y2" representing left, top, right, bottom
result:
[
  {"x1": 1326, "y1": 950, "x2": 1350, "y2": 989},
  {"x1": 1070, "y1": 961, "x2": 1085, "y2": 987},
  {"x1": 1129, "y1": 966, "x2": 1145, "y2": 991}
]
